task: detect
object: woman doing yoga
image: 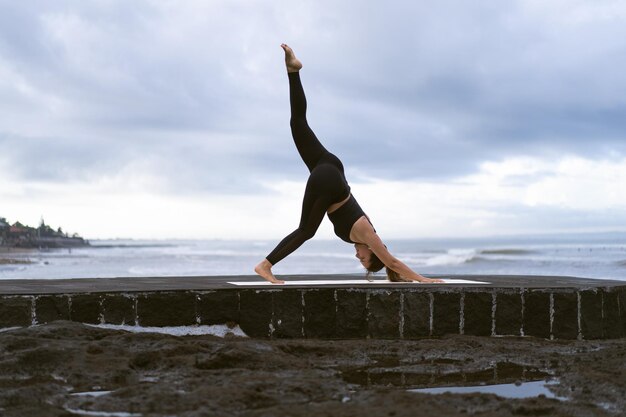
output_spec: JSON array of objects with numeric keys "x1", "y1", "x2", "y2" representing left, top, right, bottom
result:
[{"x1": 254, "y1": 44, "x2": 443, "y2": 285}]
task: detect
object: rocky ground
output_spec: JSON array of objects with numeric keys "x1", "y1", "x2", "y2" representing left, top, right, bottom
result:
[{"x1": 0, "y1": 321, "x2": 624, "y2": 416}]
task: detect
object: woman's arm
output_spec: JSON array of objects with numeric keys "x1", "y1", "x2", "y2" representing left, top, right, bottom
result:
[{"x1": 363, "y1": 231, "x2": 443, "y2": 283}]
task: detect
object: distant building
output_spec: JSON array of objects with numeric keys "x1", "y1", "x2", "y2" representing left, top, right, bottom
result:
[
  {"x1": 1, "y1": 218, "x2": 88, "y2": 248},
  {"x1": 0, "y1": 217, "x2": 8, "y2": 245},
  {"x1": 9, "y1": 225, "x2": 30, "y2": 235}
]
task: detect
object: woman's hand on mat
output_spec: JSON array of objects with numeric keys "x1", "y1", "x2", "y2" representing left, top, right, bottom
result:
[{"x1": 414, "y1": 275, "x2": 445, "y2": 283}]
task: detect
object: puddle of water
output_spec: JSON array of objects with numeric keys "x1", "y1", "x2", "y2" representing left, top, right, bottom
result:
[
  {"x1": 64, "y1": 408, "x2": 142, "y2": 417},
  {"x1": 70, "y1": 391, "x2": 112, "y2": 397},
  {"x1": 409, "y1": 379, "x2": 566, "y2": 400},
  {"x1": 341, "y1": 362, "x2": 550, "y2": 389}
]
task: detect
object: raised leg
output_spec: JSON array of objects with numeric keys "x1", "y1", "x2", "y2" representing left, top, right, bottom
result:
[
  {"x1": 281, "y1": 44, "x2": 329, "y2": 173},
  {"x1": 281, "y1": 43, "x2": 302, "y2": 73}
]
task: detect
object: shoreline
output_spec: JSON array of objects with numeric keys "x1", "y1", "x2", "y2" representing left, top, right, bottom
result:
[
  {"x1": 0, "y1": 249, "x2": 37, "y2": 265},
  {"x1": 0, "y1": 247, "x2": 38, "y2": 254},
  {"x1": 0, "y1": 247, "x2": 42, "y2": 266},
  {"x1": 0, "y1": 258, "x2": 34, "y2": 265},
  {"x1": 2, "y1": 237, "x2": 626, "y2": 282}
]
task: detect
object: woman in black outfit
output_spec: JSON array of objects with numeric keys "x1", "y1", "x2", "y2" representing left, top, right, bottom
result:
[{"x1": 254, "y1": 44, "x2": 443, "y2": 284}]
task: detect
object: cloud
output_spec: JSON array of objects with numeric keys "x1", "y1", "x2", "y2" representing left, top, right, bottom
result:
[
  {"x1": 1, "y1": 1, "x2": 625, "y2": 238},
  {"x1": 3, "y1": 144, "x2": 625, "y2": 239},
  {"x1": 349, "y1": 154, "x2": 626, "y2": 238},
  {"x1": 301, "y1": 0, "x2": 626, "y2": 177}
]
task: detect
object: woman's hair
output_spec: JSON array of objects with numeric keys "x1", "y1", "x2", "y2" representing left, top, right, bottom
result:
[{"x1": 365, "y1": 252, "x2": 411, "y2": 282}]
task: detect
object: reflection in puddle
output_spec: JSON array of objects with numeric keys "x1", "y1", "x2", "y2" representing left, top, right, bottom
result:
[
  {"x1": 341, "y1": 361, "x2": 550, "y2": 390},
  {"x1": 409, "y1": 379, "x2": 566, "y2": 400},
  {"x1": 70, "y1": 391, "x2": 112, "y2": 397}
]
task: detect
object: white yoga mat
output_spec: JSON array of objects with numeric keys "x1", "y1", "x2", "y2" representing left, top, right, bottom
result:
[{"x1": 228, "y1": 279, "x2": 489, "y2": 286}]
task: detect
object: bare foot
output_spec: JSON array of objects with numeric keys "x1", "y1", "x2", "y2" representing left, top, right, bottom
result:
[
  {"x1": 280, "y1": 43, "x2": 302, "y2": 73},
  {"x1": 254, "y1": 259, "x2": 285, "y2": 284}
]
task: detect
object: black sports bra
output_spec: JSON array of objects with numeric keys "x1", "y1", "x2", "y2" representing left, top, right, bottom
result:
[{"x1": 327, "y1": 194, "x2": 374, "y2": 243}]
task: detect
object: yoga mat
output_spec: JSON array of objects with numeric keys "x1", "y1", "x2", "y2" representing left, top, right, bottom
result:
[{"x1": 228, "y1": 279, "x2": 490, "y2": 286}]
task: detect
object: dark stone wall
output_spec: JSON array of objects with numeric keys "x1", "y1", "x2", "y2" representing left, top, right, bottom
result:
[
  {"x1": 403, "y1": 292, "x2": 430, "y2": 338},
  {"x1": 432, "y1": 292, "x2": 461, "y2": 337},
  {"x1": 137, "y1": 293, "x2": 197, "y2": 327},
  {"x1": 197, "y1": 290, "x2": 239, "y2": 325},
  {"x1": 494, "y1": 291, "x2": 522, "y2": 336},
  {"x1": 303, "y1": 289, "x2": 337, "y2": 338},
  {"x1": 463, "y1": 291, "x2": 492, "y2": 336},
  {"x1": 580, "y1": 290, "x2": 603, "y2": 339},
  {"x1": 1, "y1": 285, "x2": 625, "y2": 340},
  {"x1": 0, "y1": 296, "x2": 32, "y2": 327},
  {"x1": 102, "y1": 295, "x2": 136, "y2": 325},
  {"x1": 272, "y1": 290, "x2": 303, "y2": 338},
  {"x1": 336, "y1": 290, "x2": 367, "y2": 338},
  {"x1": 35, "y1": 295, "x2": 70, "y2": 324},
  {"x1": 552, "y1": 292, "x2": 578, "y2": 339},
  {"x1": 367, "y1": 291, "x2": 401, "y2": 339},
  {"x1": 523, "y1": 290, "x2": 551, "y2": 338},
  {"x1": 70, "y1": 294, "x2": 102, "y2": 324}
]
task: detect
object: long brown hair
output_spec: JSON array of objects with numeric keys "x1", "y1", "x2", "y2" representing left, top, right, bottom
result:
[{"x1": 366, "y1": 252, "x2": 411, "y2": 282}]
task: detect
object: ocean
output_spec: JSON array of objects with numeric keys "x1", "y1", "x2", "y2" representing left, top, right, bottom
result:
[{"x1": 1, "y1": 233, "x2": 626, "y2": 281}]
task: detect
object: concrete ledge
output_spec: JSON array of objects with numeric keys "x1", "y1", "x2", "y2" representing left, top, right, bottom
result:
[{"x1": 0, "y1": 274, "x2": 624, "y2": 340}]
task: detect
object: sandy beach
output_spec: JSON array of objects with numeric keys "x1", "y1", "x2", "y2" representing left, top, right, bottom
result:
[{"x1": 0, "y1": 321, "x2": 624, "y2": 416}]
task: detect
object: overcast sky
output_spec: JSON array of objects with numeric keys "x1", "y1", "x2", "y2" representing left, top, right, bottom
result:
[{"x1": 1, "y1": 0, "x2": 626, "y2": 240}]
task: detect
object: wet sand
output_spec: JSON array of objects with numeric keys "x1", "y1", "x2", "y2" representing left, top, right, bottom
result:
[{"x1": 0, "y1": 321, "x2": 624, "y2": 416}]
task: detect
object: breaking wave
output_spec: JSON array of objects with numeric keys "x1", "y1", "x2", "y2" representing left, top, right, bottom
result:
[
  {"x1": 423, "y1": 249, "x2": 480, "y2": 267},
  {"x1": 480, "y1": 249, "x2": 536, "y2": 255}
]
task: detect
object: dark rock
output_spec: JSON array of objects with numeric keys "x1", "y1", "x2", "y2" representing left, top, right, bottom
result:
[
  {"x1": 129, "y1": 350, "x2": 163, "y2": 369},
  {"x1": 86, "y1": 344, "x2": 104, "y2": 354},
  {"x1": 16, "y1": 346, "x2": 70, "y2": 371}
]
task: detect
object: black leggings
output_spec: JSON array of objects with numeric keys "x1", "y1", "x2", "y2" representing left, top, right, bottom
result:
[{"x1": 265, "y1": 73, "x2": 346, "y2": 265}]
